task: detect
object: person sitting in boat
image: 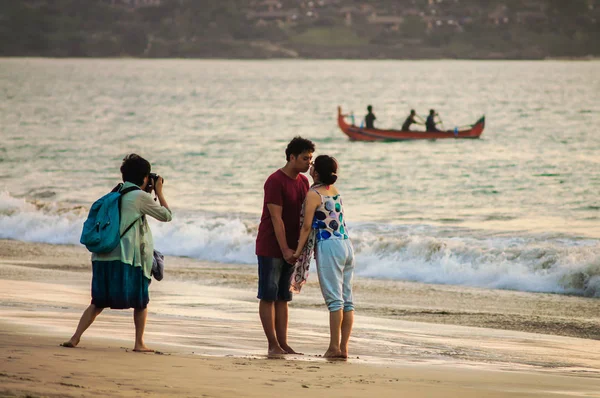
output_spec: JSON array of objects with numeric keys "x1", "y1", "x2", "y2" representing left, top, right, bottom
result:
[
  {"x1": 364, "y1": 105, "x2": 376, "y2": 129},
  {"x1": 426, "y1": 109, "x2": 440, "y2": 132},
  {"x1": 401, "y1": 109, "x2": 422, "y2": 131}
]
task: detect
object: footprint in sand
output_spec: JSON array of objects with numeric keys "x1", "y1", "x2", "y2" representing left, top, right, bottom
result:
[{"x1": 58, "y1": 382, "x2": 85, "y2": 389}]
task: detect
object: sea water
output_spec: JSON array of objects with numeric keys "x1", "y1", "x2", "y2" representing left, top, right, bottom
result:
[{"x1": 1, "y1": 58, "x2": 599, "y2": 296}]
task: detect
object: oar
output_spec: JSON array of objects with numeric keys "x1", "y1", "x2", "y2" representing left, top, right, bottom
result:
[
  {"x1": 436, "y1": 114, "x2": 446, "y2": 131},
  {"x1": 408, "y1": 106, "x2": 426, "y2": 125}
]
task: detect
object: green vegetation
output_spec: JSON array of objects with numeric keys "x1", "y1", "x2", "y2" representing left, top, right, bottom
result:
[
  {"x1": 290, "y1": 27, "x2": 368, "y2": 47},
  {"x1": 0, "y1": 0, "x2": 598, "y2": 59}
]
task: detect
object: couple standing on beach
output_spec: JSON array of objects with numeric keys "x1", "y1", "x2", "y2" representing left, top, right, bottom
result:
[{"x1": 256, "y1": 137, "x2": 355, "y2": 359}]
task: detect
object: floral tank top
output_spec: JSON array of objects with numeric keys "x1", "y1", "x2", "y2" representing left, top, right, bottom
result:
[{"x1": 312, "y1": 188, "x2": 349, "y2": 242}]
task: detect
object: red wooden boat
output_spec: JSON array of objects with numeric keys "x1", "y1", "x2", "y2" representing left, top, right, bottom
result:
[{"x1": 337, "y1": 106, "x2": 485, "y2": 141}]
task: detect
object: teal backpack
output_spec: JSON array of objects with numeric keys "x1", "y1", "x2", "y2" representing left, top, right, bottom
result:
[{"x1": 80, "y1": 184, "x2": 141, "y2": 253}]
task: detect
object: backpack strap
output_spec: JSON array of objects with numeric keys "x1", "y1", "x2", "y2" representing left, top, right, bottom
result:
[
  {"x1": 111, "y1": 183, "x2": 124, "y2": 193},
  {"x1": 120, "y1": 215, "x2": 143, "y2": 238},
  {"x1": 118, "y1": 185, "x2": 142, "y2": 238},
  {"x1": 120, "y1": 186, "x2": 141, "y2": 195}
]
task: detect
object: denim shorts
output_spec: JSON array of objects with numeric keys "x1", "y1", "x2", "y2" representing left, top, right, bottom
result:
[{"x1": 257, "y1": 256, "x2": 293, "y2": 302}]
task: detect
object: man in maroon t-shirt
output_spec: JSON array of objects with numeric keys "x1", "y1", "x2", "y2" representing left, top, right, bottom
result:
[{"x1": 256, "y1": 136, "x2": 315, "y2": 356}]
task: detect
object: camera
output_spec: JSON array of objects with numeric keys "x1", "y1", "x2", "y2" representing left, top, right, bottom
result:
[{"x1": 145, "y1": 172, "x2": 162, "y2": 193}]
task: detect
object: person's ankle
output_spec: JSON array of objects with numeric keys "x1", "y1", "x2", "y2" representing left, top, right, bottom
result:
[{"x1": 268, "y1": 342, "x2": 282, "y2": 350}]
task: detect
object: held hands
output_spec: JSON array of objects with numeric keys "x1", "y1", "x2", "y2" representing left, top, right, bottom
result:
[{"x1": 283, "y1": 248, "x2": 297, "y2": 264}]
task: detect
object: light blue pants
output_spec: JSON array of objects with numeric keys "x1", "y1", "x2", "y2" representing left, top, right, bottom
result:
[{"x1": 315, "y1": 239, "x2": 355, "y2": 312}]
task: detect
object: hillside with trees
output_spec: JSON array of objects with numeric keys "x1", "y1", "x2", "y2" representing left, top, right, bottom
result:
[{"x1": 1, "y1": 0, "x2": 598, "y2": 59}]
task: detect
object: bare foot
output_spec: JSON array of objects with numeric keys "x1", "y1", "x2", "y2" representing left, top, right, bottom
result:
[
  {"x1": 60, "y1": 338, "x2": 80, "y2": 348},
  {"x1": 268, "y1": 346, "x2": 287, "y2": 357},
  {"x1": 133, "y1": 345, "x2": 154, "y2": 353},
  {"x1": 323, "y1": 348, "x2": 342, "y2": 358},
  {"x1": 281, "y1": 344, "x2": 303, "y2": 355}
]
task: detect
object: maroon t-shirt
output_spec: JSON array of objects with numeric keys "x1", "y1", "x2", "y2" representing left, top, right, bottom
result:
[{"x1": 255, "y1": 169, "x2": 309, "y2": 258}]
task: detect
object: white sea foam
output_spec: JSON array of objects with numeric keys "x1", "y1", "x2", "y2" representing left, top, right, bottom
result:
[
  {"x1": 150, "y1": 214, "x2": 256, "y2": 264},
  {"x1": 351, "y1": 229, "x2": 600, "y2": 297},
  {"x1": 0, "y1": 191, "x2": 83, "y2": 245},
  {"x1": 1, "y1": 192, "x2": 599, "y2": 297},
  {"x1": 0, "y1": 192, "x2": 257, "y2": 264}
]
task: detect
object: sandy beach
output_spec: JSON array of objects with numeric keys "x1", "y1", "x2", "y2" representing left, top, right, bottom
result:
[{"x1": 1, "y1": 239, "x2": 600, "y2": 397}]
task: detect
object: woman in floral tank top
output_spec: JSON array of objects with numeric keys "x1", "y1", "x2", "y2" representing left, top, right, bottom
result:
[{"x1": 294, "y1": 155, "x2": 355, "y2": 359}]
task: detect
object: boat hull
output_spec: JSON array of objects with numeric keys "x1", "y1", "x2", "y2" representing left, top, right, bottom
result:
[{"x1": 338, "y1": 107, "x2": 485, "y2": 141}]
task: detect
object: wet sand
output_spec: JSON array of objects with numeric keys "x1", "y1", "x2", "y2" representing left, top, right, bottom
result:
[
  {"x1": 1, "y1": 239, "x2": 600, "y2": 397},
  {"x1": 3, "y1": 329, "x2": 600, "y2": 398}
]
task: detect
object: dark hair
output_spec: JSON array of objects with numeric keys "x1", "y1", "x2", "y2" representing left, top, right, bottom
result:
[
  {"x1": 410, "y1": 109, "x2": 415, "y2": 114},
  {"x1": 120, "y1": 153, "x2": 151, "y2": 186},
  {"x1": 313, "y1": 155, "x2": 338, "y2": 185},
  {"x1": 285, "y1": 136, "x2": 315, "y2": 161},
  {"x1": 367, "y1": 105, "x2": 373, "y2": 112},
  {"x1": 429, "y1": 109, "x2": 435, "y2": 114}
]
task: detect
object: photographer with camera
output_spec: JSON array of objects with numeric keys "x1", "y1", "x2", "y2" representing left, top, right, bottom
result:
[{"x1": 62, "y1": 154, "x2": 172, "y2": 352}]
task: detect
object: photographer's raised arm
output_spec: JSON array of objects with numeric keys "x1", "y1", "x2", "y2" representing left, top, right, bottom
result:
[
  {"x1": 154, "y1": 176, "x2": 170, "y2": 212},
  {"x1": 140, "y1": 177, "x2": 172, "y2": 222}
]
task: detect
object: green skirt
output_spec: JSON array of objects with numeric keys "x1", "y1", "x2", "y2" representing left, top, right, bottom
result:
[{"x1": 91, "y1": 260, "x2": 149, "y2": 309}]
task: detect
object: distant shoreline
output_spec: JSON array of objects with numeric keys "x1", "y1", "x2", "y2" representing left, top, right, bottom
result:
[
  {"x1": 5, "y1": 1, "x2": 597, "y2": 68},
  {"x1": 2, "y1": 55, "x2": 599, "y2": 61}
]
